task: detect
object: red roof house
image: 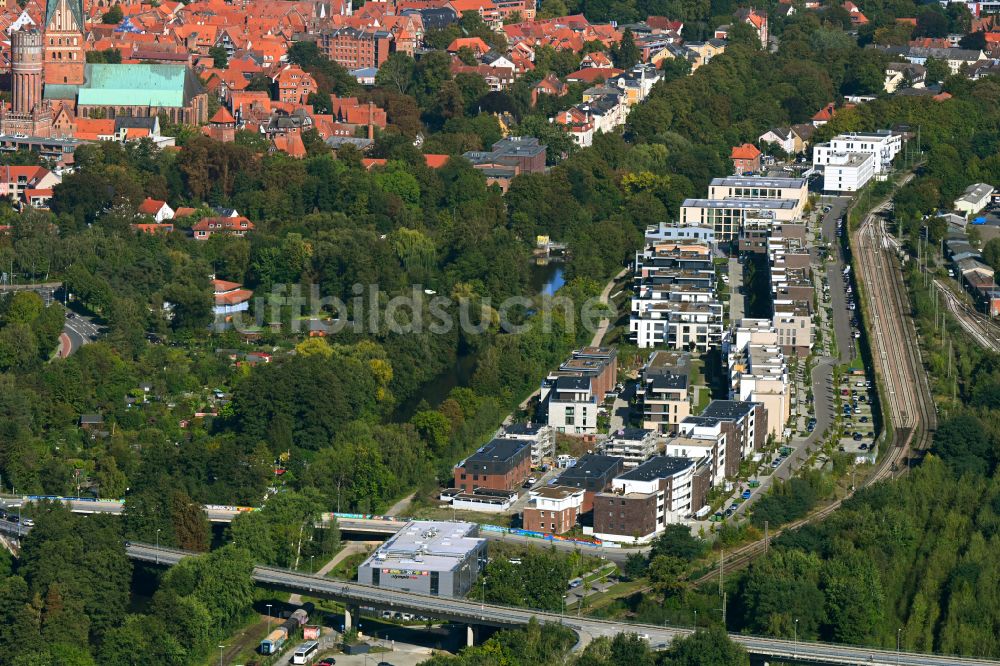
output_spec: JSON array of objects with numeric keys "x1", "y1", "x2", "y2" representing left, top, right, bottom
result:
[
  {"x1": 730, "y1": 143, "x2": 762, "y2": 175},
  {"x1": 192, "y1": 216, "x2": 255, "y2": 240}
]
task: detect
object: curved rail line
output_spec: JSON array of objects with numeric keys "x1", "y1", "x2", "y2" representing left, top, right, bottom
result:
[{"x1": 690, "y1": 189, "x2": 937, "y2": 587}]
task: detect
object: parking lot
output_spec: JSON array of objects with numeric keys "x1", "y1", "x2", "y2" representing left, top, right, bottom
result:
[{"x1": 836, "y1": 375, "x2": 877, "y2": 458}]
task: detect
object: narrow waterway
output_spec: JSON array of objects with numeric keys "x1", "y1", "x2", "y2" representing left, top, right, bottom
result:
[{"x1": 392, "y1": 263, "x2": 565, "y2": 420}]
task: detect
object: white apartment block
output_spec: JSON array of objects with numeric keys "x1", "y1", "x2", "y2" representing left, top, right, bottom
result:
[
  {"x1": 644, "y1": 223, "x2": 716, "y2": 245},
  {"x1": 669, "y1": 423, "x2": 726, "y2": 485},
  {"x1": 814, "y1": 130, "x2": 902, "y2": 191},
  {"x1": 679, "y1": 198, "x2": 800, "y2": 242},
  {"x1": 542, "y1": 376, "x2": 598, "y2": 435},
  {"x1": 733, "y1": 344, "x2": 790, "y2": 441},
  {"x1": 631, "y1": 300, "x2": 725, "y2": 350},
  {"x1": 631, "y1": 240, "x2": 724, "y2": 350},
  {"x1": 707, "y1": 176, "x2": 808, "y2": 216},
  {"x1": 818, "y1": 151, "x2": 875, "y2": 192},
  {"x1": 726, "y1": 319, "x2": 791, "y2": 441},
  {"x1": 599, "y1": 428, "x2": 660, "y2": 467}
]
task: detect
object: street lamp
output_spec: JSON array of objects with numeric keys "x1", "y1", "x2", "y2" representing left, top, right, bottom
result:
[
  {"x1": 481, "y1": 577, "x2": 487, "y2": 611},
  {"x1": 311, "y1": 555, "x2": 315, "y2": 574},
  {"x1": 266, "y1": 604, "x2": 272, "y2": 633},
  {"x1": 897, "y1": 628, "x2": 901, "y2": 665},
  {"x1": 794, "y1": 618, "x2": 799, "y2": 656},
  {"x1": 155, "y1": 528, "x2": 161, "y2": 564},
  {"x1": 694, "y1": 609, "x2": 697, "y2": 630},
  {"x1": 218, "y1": 644, "x2": 225, "y2": 666}
]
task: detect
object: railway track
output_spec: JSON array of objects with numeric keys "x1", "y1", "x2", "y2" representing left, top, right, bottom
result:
[
  {"x1": 933, "y1": 279, "x2": 1000, "y2": 353},
  {"x1": 689, "y1": 185, "x2": 936, "y2": 588},
  {"x1": 855, "y1": 206, "x2": 936, "y2": 461}
]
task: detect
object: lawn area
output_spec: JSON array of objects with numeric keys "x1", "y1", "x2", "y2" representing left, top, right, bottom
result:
[
  {"x1": 326, "y1": 551, "x2": 369, "y2": 581},
  {"x1": 407, "y1": 504, "x2": 513, "y2": 527},
  {"x1": 576, "y1": 579, "x2": 649, "y2": 615},
  {"x1": 693, "y1": 386, "x2": 712, "y2": 415}
]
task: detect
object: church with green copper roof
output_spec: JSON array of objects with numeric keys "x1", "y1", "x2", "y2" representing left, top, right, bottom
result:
[{"x1": 1, "y1": 0, "x2": 209, "y2": 138}]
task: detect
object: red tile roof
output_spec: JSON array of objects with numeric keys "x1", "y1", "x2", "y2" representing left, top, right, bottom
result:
[
  {"x1": 210, "y1": 106, "x2": 236, "y2": 124},
  {"x1": 730, "y1": 143, "x2": 761, "y2": 160},
  {"x1": 192, "y1": 216, "x2": 255, "y2": 232},
  {"x1": 565, "y1": 67, "x2": 623, "y2": 83},
  {"x1": 138, "y1": 198, "x2": 168, "y2": 215},
  {"x1": 812, "y1": 102, "x2": 836, "y2": 122},
  {"x1": 423, "y1": 154, "x2": 450, "y2": 169}
]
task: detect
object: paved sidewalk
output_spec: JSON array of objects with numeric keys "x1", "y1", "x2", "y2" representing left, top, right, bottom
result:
[{"x1": 589, "y1": 268, "x2": 629, "y2": 347}]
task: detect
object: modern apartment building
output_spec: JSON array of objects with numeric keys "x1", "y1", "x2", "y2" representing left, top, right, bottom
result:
[
  {"x1": 684, "y1": 400, "x2": 767, "y2": 476},
  {"x1": 555, "y1": 453, "x2": 625, "y2": 513},
  {"x1": 631, "y1": 300, "x2": 725, "y2": 350},
  {"x1": 599, "y1": 428, "x2": 660, "y2": 468},
  {"x1": 540, "y1": 347, "x2": 617, "y2": 435},
  {"x1": 630, "y1": 241, "x2": 724, "y2": 349},
  {"x1": 453, "y1": 438, "x2": 531, "y2": 493},
  {"x1": 679, "y1": 198, "x2": 800, "y2": 241},
  {"x1": 664, "y1": 428, "x2": 727, "y2": 485},
  {"x1": 707, "y1": 176, "x2": 808, "y2": 216},
  {"x1": 726, "y1": 324, "x2": 790, "y2": 442},
  {"x1": 813, "y1": 130, "x2": 902, "y2": 191},
  {"x1": 591, "y1": 455, "x2": 706, "y2": 543},
  {"x1": 496, "y1": 422, "x2": 555, "y2": 466},
  {"x1": 817, "y1": 151, "x2": 875, "y2": 192},
  {"x1": 635, "y1": 350, "x2": 692, "y2": 434},
  {"x1": 522, "y1": 485, "x2": 585, "y2": 534}
]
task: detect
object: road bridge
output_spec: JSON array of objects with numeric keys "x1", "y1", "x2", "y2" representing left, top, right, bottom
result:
[
  {"x1": 119, "y1": 541, "x2": 1000, "y2": 666},
  {"x1": 0, "y1": 520, "x2": 995, "y2": 665},
  {"x1": 1, "y1": 495, "x2": 643, "y2": 563}
]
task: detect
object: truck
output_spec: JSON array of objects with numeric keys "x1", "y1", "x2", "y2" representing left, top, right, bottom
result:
[{"x1": 259, "y1": 627, "x2": 288, "y2": 655}]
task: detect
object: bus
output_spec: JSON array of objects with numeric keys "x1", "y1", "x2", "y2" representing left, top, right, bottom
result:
[{"x1": 292, "y1": 641, "x2": 319, "y2": 664}]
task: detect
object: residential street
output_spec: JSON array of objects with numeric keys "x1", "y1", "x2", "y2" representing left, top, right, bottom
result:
[
  {"x1": 819, "y1": 196, "x2": 857, "y2": 365},
  {"x1": 725, "y1": 198, "x2": 852, "y2": 518}
]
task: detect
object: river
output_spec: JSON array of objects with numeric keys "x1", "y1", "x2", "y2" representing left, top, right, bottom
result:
[{"x1": 392, "y1": 262, "x2": 565, "y2": 420}]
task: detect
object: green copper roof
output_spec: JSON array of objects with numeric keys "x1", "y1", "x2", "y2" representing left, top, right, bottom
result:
[
  {"x1": 45, "y1": 0, "x2": 84, "y2": 35},
  {"x1": 77, "y1": 64, "x2": 199, "y2": 108},
  {"x1": 43, "y1": 84, "x2": 79, "y2": 100}
]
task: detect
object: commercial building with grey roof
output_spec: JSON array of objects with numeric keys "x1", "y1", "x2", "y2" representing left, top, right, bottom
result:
[{"x1": 357, "y1": 521, "x2": 486, "y2": 598}]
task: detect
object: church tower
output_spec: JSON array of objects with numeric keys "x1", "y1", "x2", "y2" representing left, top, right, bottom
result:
[{"x1": 43, "y1": 0, "x2": 85, "y2": 85}]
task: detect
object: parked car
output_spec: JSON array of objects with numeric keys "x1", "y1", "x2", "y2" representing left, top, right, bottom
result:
[{"x1": 741, "y1": 490, "x2": 752, "y2": 500}]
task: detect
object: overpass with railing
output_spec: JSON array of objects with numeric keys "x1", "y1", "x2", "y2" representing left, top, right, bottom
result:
[{"x1": 0, "y1": 518, "x2": 994, "y2": 666}]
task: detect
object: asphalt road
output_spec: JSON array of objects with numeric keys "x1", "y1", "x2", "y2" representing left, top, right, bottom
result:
[
  {"x1": 819, "y1": 197, "x2": 857, "y2": 366},
  {"x1": 1, "y1": 519, "x2": 995, "y2": 664},
  {"x1": 62, "y1": 312, "x2": 102, "y2": 356},
  {"x1": 116, "y1": 540, "x2": 1000, "y2": 666}
]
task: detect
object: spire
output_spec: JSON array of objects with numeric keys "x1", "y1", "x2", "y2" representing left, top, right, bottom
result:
[{"x1": 45, "y1": 0, "x2": 84, "y2": 33}]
